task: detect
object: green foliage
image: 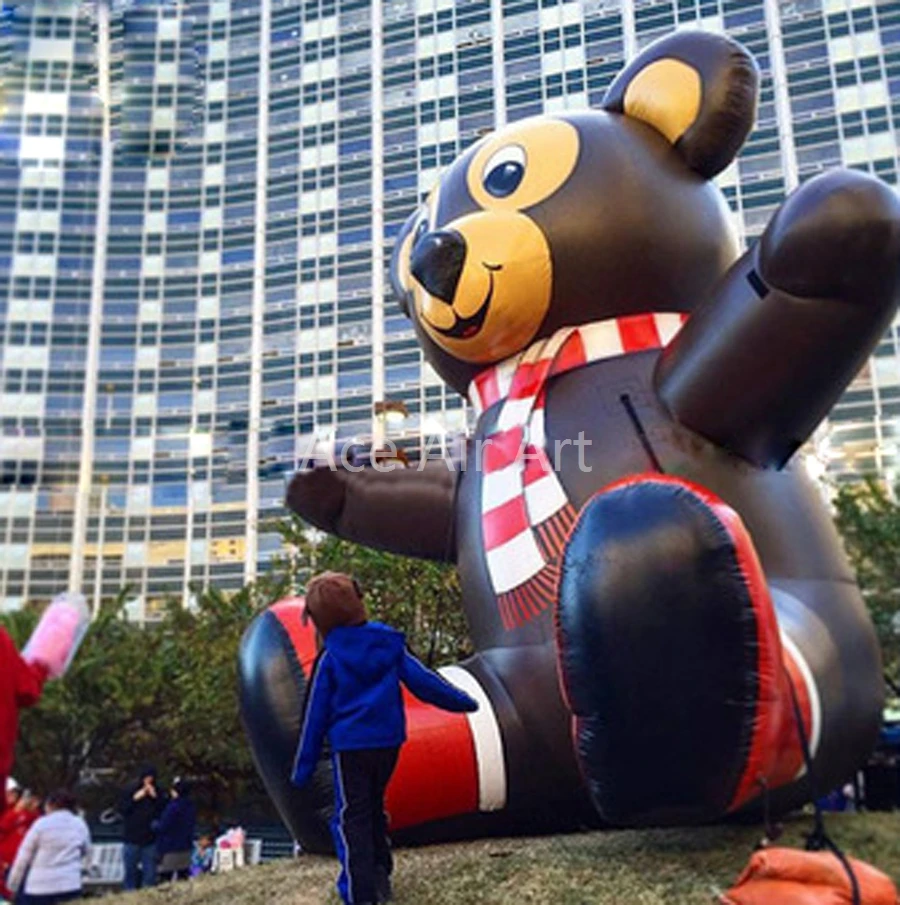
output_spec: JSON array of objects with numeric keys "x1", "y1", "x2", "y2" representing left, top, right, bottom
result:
[
  {"x1": 833, "y1": 477, "x2": 900, "y2": 676},
  {"x1": 150, "y1": 580, "x2": 287, "y2": 810},
  {"x1": 5, "y1": 583, "x2": 284, "y2": 811},
  {"x1": 275, "y1": 514, "x2": 471, "y2": 667},
  {"x1": 7, "y1": 589, "x2": 164, "y2": 794},
  {"x1": 3, "y1": 516, "x2": 471, "y2": 812}
]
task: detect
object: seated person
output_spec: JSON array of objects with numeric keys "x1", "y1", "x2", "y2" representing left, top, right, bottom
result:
[{"x1": 190, "y1": 835, "x2": 214, "y2": 877}]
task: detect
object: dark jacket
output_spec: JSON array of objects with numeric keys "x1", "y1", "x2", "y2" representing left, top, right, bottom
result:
[
  {"x1": 119, "y1": 782, "x2": 166, "y2": 846},
  {"x1": 155, "y1": 797, "x2": 196, "y2": 855},
  {"x1": 291, "y1": 622, "x2": 478, "y2": 787}
]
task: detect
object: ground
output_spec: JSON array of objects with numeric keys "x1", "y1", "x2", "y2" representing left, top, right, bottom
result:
[{"x1": 99, "y1": 813, "x2": 900, "y2": 905}]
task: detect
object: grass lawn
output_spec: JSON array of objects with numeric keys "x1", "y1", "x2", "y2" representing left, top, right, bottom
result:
[{"x1": 98, "y1": 812, "x2": 900, "y2": 905}]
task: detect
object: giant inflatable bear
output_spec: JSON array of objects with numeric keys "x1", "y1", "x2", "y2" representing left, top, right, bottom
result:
[{"x1": 239, "y1": 31, "x2": 900, "y2": 851}]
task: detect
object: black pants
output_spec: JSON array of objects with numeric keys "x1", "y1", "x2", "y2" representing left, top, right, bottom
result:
[
  {"x1": 331, "y1": 747, "x2": 400, "y2": 905},
  {"x1": 20, "y1": 891, "x2": 82, "y2": 905}
]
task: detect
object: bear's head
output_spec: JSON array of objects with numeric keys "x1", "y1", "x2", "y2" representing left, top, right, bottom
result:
[{"x1": 389, "y1": 31, "x2": 759, "y2": 396}]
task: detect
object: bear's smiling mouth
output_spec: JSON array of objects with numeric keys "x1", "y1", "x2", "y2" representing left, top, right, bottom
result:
[{"x1": 429, "y1": 263, "x2": 502, "y2": 340}]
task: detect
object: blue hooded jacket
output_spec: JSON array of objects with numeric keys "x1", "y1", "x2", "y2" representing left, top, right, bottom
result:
[{"x1": 291, "y1": 622, "x2": 478, "y2": 787}]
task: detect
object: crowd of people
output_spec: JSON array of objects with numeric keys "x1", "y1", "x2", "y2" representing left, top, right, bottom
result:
[
  {"x1": 0, "y1": 606, "x2": 229, "y2": 903},
  {"x1": 0, "y1": 769, "x2": 217, "y2": 905},
  {"x1": 118, "y1": 766, "x2": 215, "y2": 889}
]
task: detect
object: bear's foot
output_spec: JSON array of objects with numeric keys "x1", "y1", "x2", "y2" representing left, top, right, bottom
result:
[{"x1": 556, "y1": 475, "x2": 802, "y2": 825}]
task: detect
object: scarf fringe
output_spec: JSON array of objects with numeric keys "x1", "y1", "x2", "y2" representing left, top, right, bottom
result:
[{"x1": 496, "y1": 505, "x2": 577, "y2": 630}]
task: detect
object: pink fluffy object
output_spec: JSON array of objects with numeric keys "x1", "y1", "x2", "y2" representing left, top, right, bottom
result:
[{"x1": 22, "y1": 593, "x2": 90, "y2": 679}]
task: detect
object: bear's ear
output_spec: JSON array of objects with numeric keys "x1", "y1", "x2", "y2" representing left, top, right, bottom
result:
[{"x1": 603, "y1": 31, "x2": 758, "y2": 179}]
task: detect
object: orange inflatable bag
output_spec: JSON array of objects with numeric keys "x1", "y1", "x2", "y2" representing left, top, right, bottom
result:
[{"x1": 721, "y1": 847, "x2": 899, "y2": 905}]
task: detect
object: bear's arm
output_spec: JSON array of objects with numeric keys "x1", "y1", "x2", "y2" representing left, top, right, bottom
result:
[
  {"x1": 655, "y1": 169, "x2": 900, "y2": 468},
  {"x1": 285, "y1": 459, "x2": 458, "y2": 561}
]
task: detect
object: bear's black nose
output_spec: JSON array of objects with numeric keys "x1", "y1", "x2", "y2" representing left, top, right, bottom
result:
[{"x1": 410, "y1": 229, "x2": 467, "y2": 304}]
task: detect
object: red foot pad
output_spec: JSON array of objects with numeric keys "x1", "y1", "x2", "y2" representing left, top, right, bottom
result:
[
  {"x1": 561, "y1": 474, "x2": 818, "y2": 818},
  {"x1": 709, "y1": 497, "x2": 816, "y2": 809},
  {"x1": 634, "y1": 480, "x2": 816, "y2": 811},
  {"x1": 697, "y1": 490, "x2": 816, "y2": 809}
]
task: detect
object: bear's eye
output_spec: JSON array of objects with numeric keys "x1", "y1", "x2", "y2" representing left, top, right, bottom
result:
[
  {"x1": 412, "y1": 216, "x2": 429, "y2": 250},
  {"x1": 482, "y1": 145, "x2": 526, "y2": 198}
]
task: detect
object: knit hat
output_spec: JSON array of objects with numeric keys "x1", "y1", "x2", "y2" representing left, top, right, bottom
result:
[
  {"x1": 6, "y1": 778, "x2": 20, "y2": 793},
  {"x1": 303, "y1": 571, "x2": 367, "y2": 637}
]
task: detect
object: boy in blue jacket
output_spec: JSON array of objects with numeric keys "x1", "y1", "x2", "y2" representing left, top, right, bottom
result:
[{"x1": 291, "y1": 571, "x2": 478, "y2": 905}]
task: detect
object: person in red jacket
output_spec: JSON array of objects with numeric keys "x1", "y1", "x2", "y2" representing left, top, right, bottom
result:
[
  {"x1": 0, "y1": 781, "x2": 24, "y2": 871},
  {"x1": 0, "y1": 629, "x2": 47, "y2": 820},
  {"x1": 0, "y1": 784, "x2": 41, "y2": 900},
  {"x1": 0, "y1": 780, "x2": 22, "y2": 902}
]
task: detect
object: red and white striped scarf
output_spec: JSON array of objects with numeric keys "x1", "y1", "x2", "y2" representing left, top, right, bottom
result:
[{"x1": 468, "y1": 313, "x2": 686, "y2": 630}]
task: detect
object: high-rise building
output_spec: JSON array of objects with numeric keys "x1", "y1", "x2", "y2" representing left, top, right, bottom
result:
[{"x1": 0, "y1": 0, "x2": 898, "y2": 614}]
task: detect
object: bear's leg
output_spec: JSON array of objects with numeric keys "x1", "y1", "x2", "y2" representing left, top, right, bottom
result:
[
  {"x1": 385, "y1": 663, "x2": 507, "y2": 833},
  {"x1": 239, "y1": 599, "x2": 335, "y2": 853},
  {"x1": 390, "y1": 649, "x2": 601, "y2": 840},
  {"x1": 556, "y1": 474, "x2": 814, "y2": 825},
  {"x1": 240, "y1": 599, "x2": 524, "y2": 847}
]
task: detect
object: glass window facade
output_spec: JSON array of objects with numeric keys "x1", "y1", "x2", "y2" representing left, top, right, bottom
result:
[{"x1": 0, "y1": 0, "x2": 898, "y2": 613}]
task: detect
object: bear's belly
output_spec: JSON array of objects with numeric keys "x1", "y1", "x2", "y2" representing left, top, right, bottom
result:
[{"x1": 456, "y1": 350, "x2": 853, "y2": 651}]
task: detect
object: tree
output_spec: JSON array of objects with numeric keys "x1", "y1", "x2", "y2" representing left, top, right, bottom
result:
[
  {"x1": 2, "y1": 516, "x2": 471, "y2": 815},
  {"x1": 274, "y1": 514, "x2": 472, "y2": 667},
  {"x1": 833, "y1": 477, "x2": 900, "y2": 677},
  {"x1": 6, "y1": 591, "x2": 175, "y2": 796},
  {"x1": 4, "y1": 580, "x2": 285, "y2": 814},
  {"x1": 151, "y1": 579, "x2": 288, "y2": 815}
]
